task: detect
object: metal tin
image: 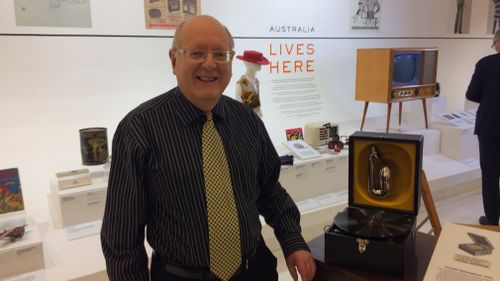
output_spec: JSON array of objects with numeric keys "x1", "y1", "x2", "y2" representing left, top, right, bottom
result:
[{"x1": 79, "y1": 127, "x2": 109, "y2": 165}]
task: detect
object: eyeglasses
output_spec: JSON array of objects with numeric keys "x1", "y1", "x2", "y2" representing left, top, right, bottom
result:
[
  {"x1": 174, "y1": 48, "x2": 235, "y2": 64},
  {"x1": 492, "y1": 40, "x2": 497, "y2": 49}
]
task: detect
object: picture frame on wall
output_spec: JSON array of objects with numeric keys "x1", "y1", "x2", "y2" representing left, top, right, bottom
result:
[
  {"x1": 489, "y1": 0, "x2": 500, "y2": 34},
  {"x1": 350, "y1": 0, "x2": 382, "y2": 31},
  {"x1": 453, "y1": 0, "x2": 472, "y2": 34}
]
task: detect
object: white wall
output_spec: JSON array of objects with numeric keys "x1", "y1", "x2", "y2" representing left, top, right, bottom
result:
[{"x1": 0, "y1": 0, "x2": 496, "y2": 223}]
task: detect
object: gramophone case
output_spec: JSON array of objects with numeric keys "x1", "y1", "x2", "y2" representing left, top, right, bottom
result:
[
  {"x1": 348, "y1": 131, "x2": 424, "y2": 216},
  {"x1": 324, "y1": 131, "x2": 424, "y2": 277},
  {"x1": 325, "y1": 223, "x2": 416, "y2": 277}
]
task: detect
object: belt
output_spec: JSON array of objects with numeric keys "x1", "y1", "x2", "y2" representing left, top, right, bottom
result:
[{"x1": 157, "y1": 241, "x2": 260, "y2": 280}]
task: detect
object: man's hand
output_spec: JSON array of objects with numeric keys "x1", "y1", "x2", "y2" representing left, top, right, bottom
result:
[{"x1": 285, "y1": 250, "x2": 316, "y2": 281}]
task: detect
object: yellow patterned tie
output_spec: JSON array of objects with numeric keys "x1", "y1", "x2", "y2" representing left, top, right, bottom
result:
[{"x1": 202, "y1": 112, "x2": 242, "y2": 281}]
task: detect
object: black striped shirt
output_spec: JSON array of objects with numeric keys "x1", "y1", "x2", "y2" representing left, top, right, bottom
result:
[{"x1": 101, "y1": 87, "x2": 308, "y2": 280}]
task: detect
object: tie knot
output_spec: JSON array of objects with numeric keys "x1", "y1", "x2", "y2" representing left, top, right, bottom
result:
[{"x1": 206, "y1": 112, "x2": 213, "y2": 122}]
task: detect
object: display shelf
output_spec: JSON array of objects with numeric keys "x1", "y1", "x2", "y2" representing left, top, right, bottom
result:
[
  {"x1": 279, "y1": 148, "x2": 349, "y2": 202},
  {"x1": 0, "y1": 225, "x2": 45, "y2": 279},
  {"x1": 430, "y1": 123, "x2": 479, "y2": 162},
  {"x1": 48, "y1": 171, "x2": 108, "y2": 228},
  {"x1": 361, "y1": 125, "x2": 441, "y2": 156},
  {"x1": 1, "y1": 269, "x2": 46, "y2": 281},
  {"x1": 23, "y1": 130, "x2": 481, "y2": 281}
]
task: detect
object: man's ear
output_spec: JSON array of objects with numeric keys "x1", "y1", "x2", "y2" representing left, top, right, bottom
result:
[{"x1": 169, "y1": 49, "x2": 177, "y2": 75}]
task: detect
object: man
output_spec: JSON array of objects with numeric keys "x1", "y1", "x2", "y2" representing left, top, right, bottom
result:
[
  {"x1": 465, "y1": 29, "x2": 500, "y2": 226},
  {"x1": 101, "y1": 15, "x2": 316, "y2": 281}
]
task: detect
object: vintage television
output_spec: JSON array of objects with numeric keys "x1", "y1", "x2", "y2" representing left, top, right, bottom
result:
[{"x1": 355, "y1": 47, "x2": 439, "y2": 103}]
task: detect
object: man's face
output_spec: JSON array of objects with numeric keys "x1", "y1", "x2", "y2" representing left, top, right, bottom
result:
[{"x1": 170, "y1": 17, "x2": 233, "y2": 108}]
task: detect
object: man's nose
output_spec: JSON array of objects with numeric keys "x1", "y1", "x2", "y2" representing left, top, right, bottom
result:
[{"x1": 201, "y1": 53, "x2": 217, "y2": 69}]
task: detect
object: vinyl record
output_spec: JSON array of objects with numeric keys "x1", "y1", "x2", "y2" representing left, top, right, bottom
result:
[{"x1": 334, "y1": 206, "x2": 413, "y2": 239}]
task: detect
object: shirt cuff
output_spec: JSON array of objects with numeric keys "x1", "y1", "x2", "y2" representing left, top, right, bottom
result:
[{"x1": 279, "y1": 234, "x2": 311, "y2": 258}]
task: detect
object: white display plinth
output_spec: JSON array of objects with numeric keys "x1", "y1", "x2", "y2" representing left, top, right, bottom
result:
[
  {"x1": 278, "y1": 149, "x2": 348, "y2": 203},
  {"x1": 368, "y1": 125, "x2": 441, "y2": 156},
  {"x1": 0, "y1": 225, "x2": 44, "y2": 279},
  {"x1": 430, "y1": 123, "x2": 479, "y2": 161},
  {"x1": 49, "y1": 171, "x2": 108, "y2": 228},
  {"x1": 0, "y1": 211, "x2": 27, "y2": 229}
]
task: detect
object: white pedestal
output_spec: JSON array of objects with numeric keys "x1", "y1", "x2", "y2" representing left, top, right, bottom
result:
[
  {"x1": 402, "y1": 96, "x2": 444, "y2": 129},
  {"x1": 49, "y1": 171, "x2": 108, "y2": 228},
  {"x1": 0, "y1": 225, "x2": 44, "y2": 279},
  {"x1": 0, "y1": 211, "x2": 27, "y2": 229},
  {"x1": 279, "y1": 149, "x2": 348, "y2": 202},
  {"x1": 369, "y1": 125, "x2": 441, "y2": 156},
  {"x1": 430, "y1": 123, "x2": 479, "y2": 161}
]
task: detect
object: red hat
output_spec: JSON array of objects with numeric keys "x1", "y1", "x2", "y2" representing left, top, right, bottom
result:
[{"x1": 236, "y1": 50, "x2": 269, "y2": 65}]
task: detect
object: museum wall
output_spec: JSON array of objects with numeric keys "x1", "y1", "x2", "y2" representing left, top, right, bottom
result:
[{"x1": 0, "y1": 0, "x2": 496, "y2": 223}]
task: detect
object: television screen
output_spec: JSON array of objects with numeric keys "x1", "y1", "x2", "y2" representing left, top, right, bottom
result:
[{"x1": 392, "y1": 52, "x2": 422, "y2": 87}]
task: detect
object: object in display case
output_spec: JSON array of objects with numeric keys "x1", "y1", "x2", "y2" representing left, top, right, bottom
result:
[
  {"x1": 236, "y1": 50, "x2": 269, "y2": 117},
  {"x1": 284, "y1": 139, "x2": 321, "y2": 160},
  {"x1": 324, "y1": 123, "x2": 343, "y2": 152},
  {"x1": 304, "y1": 121, "x2": 331, "y2": 148},
  {"x1": 356, "y1": 47, "x2": 439, "y2": 132},
  {"x1": 279, "y1": 155, "x2": 294, "y2": 166},
  {"x1": 0, "y1": 224, "x2": 26, "y2": 245},
  {"x1": 0, "y1": 168, "x2": 25, "y2": 215},
  {"x1": 437, "y1": 112, "x2": 470, "y2": 127},
  {"x1": 285, "y1": 128, "x2": 303, "y2": 141},
  {"x1": 368, "y1": 145, "x2": 391, "y2": 198},
  {"x1": 55, "y1": 168, "x2": 92, "y2": 189},
  {"x1": 79, "y1": 127, "x2": 109, "y2": 165},
  {"x1": 324, "y1": 131, "x2": 424, "y2": 277},
  {"x1": 458, "y1": 232, "x2": 494, "y2": 256}
]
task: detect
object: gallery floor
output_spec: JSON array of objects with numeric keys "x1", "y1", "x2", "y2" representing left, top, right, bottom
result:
[{"x1": 276, "y1": 189, "x2": 484, "y2": 280}]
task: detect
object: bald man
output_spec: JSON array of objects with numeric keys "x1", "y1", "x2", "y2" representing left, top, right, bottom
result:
[{"x1": 101, "y1": 15, "x2": 316, "y2": 281}]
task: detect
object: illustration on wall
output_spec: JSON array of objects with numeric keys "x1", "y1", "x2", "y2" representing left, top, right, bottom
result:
[
  {"x1": 490, "y1": 0, "x2": 500, "y2": 34},
  {"x1": 351, "y1": 0, "x2": 381, "y2": 31},
  {"x1": 0, "y1": 168, "x2": 25, "y2": 215},
  {"x1": 235, "y1": 50, "x2": 269, "y2": 117},
  {"x1": 454, "y1": 0, "x2": 472, "y2": 34},
  {"x1": 14, "y1": 0, "x2": 92, "y2": 28},
  {"x1": 144, "y1": 0, "x2": 201, "y2": 29}
]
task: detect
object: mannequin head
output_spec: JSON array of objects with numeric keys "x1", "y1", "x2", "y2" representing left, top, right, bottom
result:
[
  {"x1": 236, "y1": 50, "x2": 269, "y2": 80},
  {"x1": 243, "y1": 61, "x2": 261, "y2": 75}
]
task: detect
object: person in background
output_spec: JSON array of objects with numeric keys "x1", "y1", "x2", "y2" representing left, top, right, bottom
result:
[
  {"x1": 465, "y1": 29, "x2": 500, "y2": 226},
  {"x1": 100, "y1": 15, "x2": 316, "y2": 281}
]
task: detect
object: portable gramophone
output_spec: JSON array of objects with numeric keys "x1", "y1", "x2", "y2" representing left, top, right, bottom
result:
[{"x1": 324, "y1": 131, "x2": 423, "y2": 277}]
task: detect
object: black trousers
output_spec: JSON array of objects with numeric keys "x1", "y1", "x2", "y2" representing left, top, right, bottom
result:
[
  {"x1": 150, "y1": 239, "x2": 278, "y2": 281},
  {"x1": 478, "y1": 138, "x2": 500, "y2": 225}
]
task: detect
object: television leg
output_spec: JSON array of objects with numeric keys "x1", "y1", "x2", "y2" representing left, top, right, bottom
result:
[
  {"x1": 360, "y1": 101, "x2": 369, "y2": 131},
  {"x1": 399, "y1": 102, "x2": 403, "y2": 125},
  {"x1": 422, "y1": 99, "x2": 429, "y2": 129},
  {"x1": 386, "y1": 103, "x2": 392, "y2": 133}
]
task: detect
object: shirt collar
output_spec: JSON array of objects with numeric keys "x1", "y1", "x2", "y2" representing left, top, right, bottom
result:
[{"x1": 172, "y1": 87, "x2": 228, "y2": 126}]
